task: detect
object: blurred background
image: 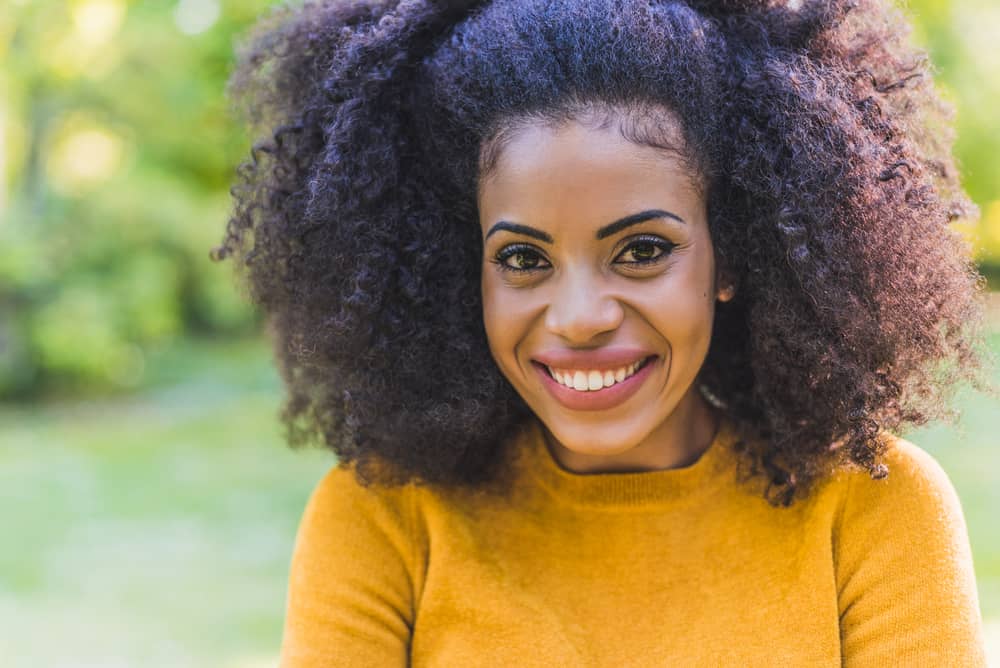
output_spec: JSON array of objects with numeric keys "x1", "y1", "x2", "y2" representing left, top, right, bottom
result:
[{"x1": 0, "y1": 0, "x2": 997, "y2": 665}]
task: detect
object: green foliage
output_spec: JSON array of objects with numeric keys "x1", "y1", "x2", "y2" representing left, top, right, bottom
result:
[
  {"x1": 905, "y1": 0, "x2": 1000, "y2": 262},
  {"x1": 0, "y1": 0, "x2": 275, "y2": 398},
  {"x1": 1, "y1": 0, "x2": 998, "y2": 398}
]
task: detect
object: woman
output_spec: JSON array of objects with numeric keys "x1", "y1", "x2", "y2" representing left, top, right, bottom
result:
[{"x1": 212, "y1": 0, "x2": 989, "y2": 664}]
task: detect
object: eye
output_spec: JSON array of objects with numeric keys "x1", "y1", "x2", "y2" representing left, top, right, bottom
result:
[
  {"x1": 614, "y1": 235, "x2": 676, "y2": 265},
  {"x1": 492, "y1": 243, "x2": 551, "y2": 273}
]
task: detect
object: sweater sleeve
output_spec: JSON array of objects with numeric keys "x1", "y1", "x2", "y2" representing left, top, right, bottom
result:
[
  {"x1": 834, "y1": 436, "x2": 986, "y2": 666},
  {"x1": 279, "y1": 463, "x2": 418, "y2": 667}
]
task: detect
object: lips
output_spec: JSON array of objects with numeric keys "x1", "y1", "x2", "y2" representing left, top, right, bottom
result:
[{"x1": 530, "y1": 348, "x2": 659, "y2": 411}]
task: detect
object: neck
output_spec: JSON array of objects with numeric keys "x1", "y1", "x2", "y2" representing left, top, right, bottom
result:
[{"x1": 541, "y1": 385, "x2": 720, "y2": 475}]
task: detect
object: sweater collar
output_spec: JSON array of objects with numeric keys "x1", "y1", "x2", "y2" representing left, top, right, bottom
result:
[{"x1": 514, "y1": 415, "x2": 739, "y2": 509}]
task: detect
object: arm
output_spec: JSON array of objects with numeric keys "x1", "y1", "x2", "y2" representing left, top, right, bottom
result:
[
  {"x1": 835, "y1": 437, "x2": 986, "y2": 666},
  {"x1": 279, "y1": 464, "x2": 418, "y2": 667}
]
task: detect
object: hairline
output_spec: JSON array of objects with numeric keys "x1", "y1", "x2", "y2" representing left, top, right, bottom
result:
[{"x1": 476, "y1": 98, "x2": 708, "y2": 202}]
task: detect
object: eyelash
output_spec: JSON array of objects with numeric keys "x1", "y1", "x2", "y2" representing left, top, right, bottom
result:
[
  {"x1": 491, "y1": 243, "x2": 550, "y2": 273},
  {"x1": 615, "y1": 234, "x2": 677, "y2": 266},
  {"x1": 491, "y1": 235, "x2": 677, "y2": 274}
]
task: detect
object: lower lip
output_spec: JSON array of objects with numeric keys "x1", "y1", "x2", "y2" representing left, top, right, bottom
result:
[{"x1": 533, "y1": 357, "x2": 658, "y2": 412}]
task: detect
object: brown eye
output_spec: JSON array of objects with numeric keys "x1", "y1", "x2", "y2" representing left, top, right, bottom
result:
[
  {"x1": 494, "y1": 244, "x2": 551, "y2": 272},
  {"x1": 615, "y1": 235, "x2": 675, "y2": 265},
  {"x1": 624, "y1": 242, "x2": 660, "y2": 262},
  {"x1": 508, "y1": 250, "x2": 541, "y2": 269}
]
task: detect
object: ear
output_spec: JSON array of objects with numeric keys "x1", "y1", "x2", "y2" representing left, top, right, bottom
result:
[{"x1": 715, "y1": 268, "x2": 736, "y2": 303}]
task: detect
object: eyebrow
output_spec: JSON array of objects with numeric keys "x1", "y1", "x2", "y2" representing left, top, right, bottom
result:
[
  {"x1": 484, "y1": 209, "x2": 685, "y2": 243},
  {"x1": 484, "y1": 222, "x2": 553, "y2": 243},
  {"x1": 595, "y1": 209, "x2": 686, "y2": 239}
]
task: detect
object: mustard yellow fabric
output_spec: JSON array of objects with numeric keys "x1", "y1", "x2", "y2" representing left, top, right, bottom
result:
[{"x1": 279, "y1": 418, "x2": 986, "y2": 666}]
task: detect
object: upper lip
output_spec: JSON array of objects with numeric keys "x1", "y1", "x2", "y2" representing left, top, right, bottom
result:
[{"x1": 532, "y1": 347, "x2": 655, "y2": 371}]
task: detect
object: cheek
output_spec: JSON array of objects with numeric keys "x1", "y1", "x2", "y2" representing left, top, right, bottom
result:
[
  {"x1": 480, "y1": 272, "x2": 534, "y2": 368},
  {"x1": 638, "y1": 258, "x2": 716, "y2": 355}
]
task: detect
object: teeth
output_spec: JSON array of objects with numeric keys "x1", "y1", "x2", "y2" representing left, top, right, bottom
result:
[
  {"x1": 587, "y1": 370, "x2": 602, "y2": 391},
  {"x1": 547, "y1": 359, "x2": 646, "y2": 392}
]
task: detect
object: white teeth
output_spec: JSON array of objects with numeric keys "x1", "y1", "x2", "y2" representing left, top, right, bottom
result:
[
  {"x1": 587, "y1": 370, "x2": 603, "y2": 391},
  {"x1": 547, "y1": 359, "x2": 647, "y2": 392}
]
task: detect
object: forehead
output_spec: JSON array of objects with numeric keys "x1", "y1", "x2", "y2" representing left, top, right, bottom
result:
[{"x1": 477, "y1": 117, "x2": 703, "y2": 228}]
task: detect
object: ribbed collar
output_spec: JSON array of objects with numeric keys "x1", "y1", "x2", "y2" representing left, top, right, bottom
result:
[{"x1": 514, "y1": 416, "x2": 739, "y2": 509}]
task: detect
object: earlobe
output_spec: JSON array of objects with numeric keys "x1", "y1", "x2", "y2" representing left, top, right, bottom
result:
[
  {"x1": 713, "y1": 263, "x2": 736, "y2": 303},
  {"x1": 716, "y1": 282, "x2": 736, "y2": 303}
]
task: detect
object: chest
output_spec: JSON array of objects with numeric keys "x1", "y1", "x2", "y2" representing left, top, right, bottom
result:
[{"x1": 410, "y1": 501, "x2": 843, "y2": 666}]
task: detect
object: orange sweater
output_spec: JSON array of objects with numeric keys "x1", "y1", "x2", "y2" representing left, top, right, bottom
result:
[{"x1": 279, "y1": 418, "x2": 986, "y2": 666}]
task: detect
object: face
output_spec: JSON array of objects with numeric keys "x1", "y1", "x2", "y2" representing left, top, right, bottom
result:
[{"x1": 478, "y1": 113, "x2": 734, "y2": 472}]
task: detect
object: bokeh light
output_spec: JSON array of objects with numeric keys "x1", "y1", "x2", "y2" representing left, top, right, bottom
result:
[
  {"x1": 45, "y1": 115, "x2": 126, "y2": 195},
  {"x1": 174, "y1": 0, "x2": 221, "y2": 35},
  {"x1": 72, "y1": 0, "x2": 126, "y2": 46}
]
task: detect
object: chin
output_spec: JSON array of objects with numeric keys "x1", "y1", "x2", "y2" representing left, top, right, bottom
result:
[{"x1": 542, "y1": 417, "x2": 652, "y2": 456}]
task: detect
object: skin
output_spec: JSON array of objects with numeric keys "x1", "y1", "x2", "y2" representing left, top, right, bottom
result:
[{"x1": 478, "y1": 112, "x2": 735, "y2": 474}]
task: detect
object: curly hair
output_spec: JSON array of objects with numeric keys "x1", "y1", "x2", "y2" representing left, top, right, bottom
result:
[{"x1": 212, "y1": 0, "x2": 987, "y2": 506}]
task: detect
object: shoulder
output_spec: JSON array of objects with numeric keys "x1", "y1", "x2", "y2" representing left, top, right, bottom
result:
[
  {"x1": 308, "y1": 460, "x2": 414, "y2": 509},
  {"x1": 304, "y1": 459, "x2": 416, "y2": 524},
  {"x1": 831, "y1": 436, "x2": 986, "y2": 662},
  {"x1": 831, "y1": 431, "x2": 978, "y2": 611},
  {"x1": 834, "y1": 433, "x2": 964, "y2": 523},
  {"x1": 828, "y1": 432, "x2": 971, "y2": 554},
  {"x1": 294, "y1": 461, "x2": 419, "y2": 562}
]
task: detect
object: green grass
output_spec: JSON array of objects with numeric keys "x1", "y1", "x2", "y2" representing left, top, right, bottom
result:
[
  {"x1": 0, "y1": 337, "x2": 330, "y2": 667},
  {"x1": 1, "y1": 334, "x2": 998, "y2": 666}
]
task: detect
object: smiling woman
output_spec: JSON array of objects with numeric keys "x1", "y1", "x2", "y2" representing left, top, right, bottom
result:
[{"x1": 212, "y1": 0, "x2": 989, "y2": 664}]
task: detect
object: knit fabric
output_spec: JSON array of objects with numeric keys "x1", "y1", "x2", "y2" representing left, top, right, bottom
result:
[{"x1": 278, "y1": 418, "x2": 987, "y2": 666}]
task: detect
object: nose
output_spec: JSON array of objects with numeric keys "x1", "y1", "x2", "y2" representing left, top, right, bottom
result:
[{"x1": 544, "y1": 269, "x2": 625, "y2": 344}]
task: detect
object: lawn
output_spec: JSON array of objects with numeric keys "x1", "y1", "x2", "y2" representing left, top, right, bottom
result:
[
  {"x1": 1, "y1": 334, "x2": 998, "y2": 666},
  {"x1": 0, "y1": 338, "x2": 329, "y2": 667}
]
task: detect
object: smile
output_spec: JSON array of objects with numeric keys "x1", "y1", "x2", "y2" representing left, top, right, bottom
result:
[
  {"x1": 531, "y1": 355, "x2": 658, "y2": 412},
  {"x1": 544, "y1": 357, "x2": 652, "y2": 391}
]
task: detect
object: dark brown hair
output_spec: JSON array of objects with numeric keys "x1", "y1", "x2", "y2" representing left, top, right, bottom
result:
[{"x1": 213, "y1": 0, "x2": 987, "y2": 505}]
